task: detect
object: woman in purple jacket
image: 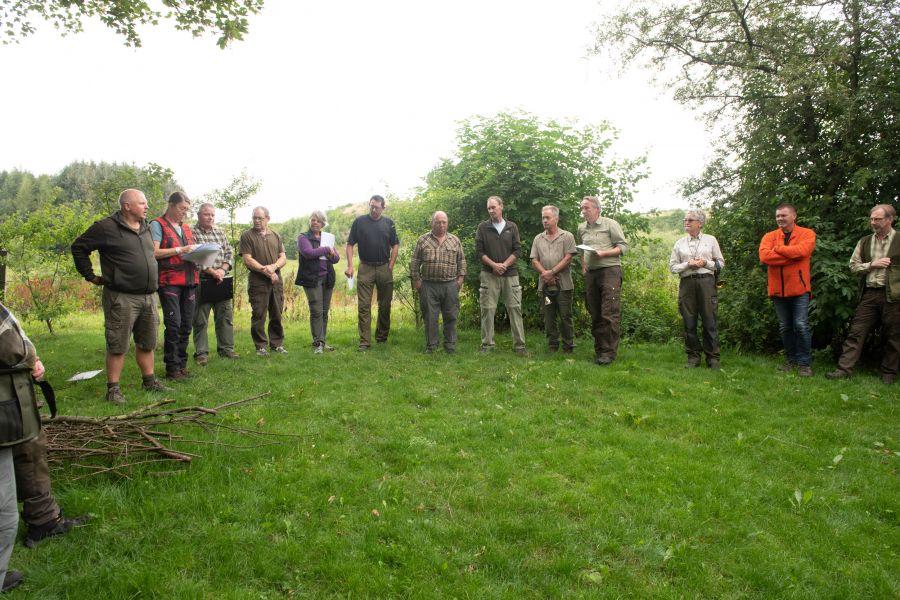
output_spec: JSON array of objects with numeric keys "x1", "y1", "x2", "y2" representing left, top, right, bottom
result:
[{"x1": 295, "y1": 211, "x2": 341, "y2": 353}]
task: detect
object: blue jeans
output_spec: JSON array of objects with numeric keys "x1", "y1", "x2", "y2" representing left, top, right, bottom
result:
[{"x1": 772, "y1": 294, "x2": 812, "y2": 367}]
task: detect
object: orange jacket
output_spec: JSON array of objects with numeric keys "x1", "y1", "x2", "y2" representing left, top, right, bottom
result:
[{"x1": 759, "y1": 225, "x2": 816, "y2": 297}]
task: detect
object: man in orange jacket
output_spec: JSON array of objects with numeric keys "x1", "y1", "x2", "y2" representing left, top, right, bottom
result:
[{"x1": 759, "y1": 203, "x2": 817, "y2": 376}]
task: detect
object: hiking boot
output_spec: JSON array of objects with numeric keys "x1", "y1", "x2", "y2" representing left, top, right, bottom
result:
[
  {"x1": 273, "y1": 346, "x2": 288, "y2": 354},
  {"x1": 777, "y1": 362, "x2": 796, "y2": 372},
  {"x1": 480, "y1": 346, "x2": 494, "y2": 353},
  {"x1": 143, "y1": 378, "x2": 171, "y2": 393},
  {"x1": 106, "y1": 387, "x2": 125, "y2": 405},
  {"x1": 195, "y1": 354, "x2": 209, "y2": 366},
  {"x1": 594, "y1": 356, "x2": 613, "y2": 366},
  {"x1": 798, "y1": 366, "x2": 813, "y2": 377},
  {"x1": 24, "y1": 512, "x2": 91, "y2": 548},
  {"x1": 825, "y1": 369, "x2": 849, "y2": 380},
  {"x1": 881, "y1": 374, "x2": 895, "y2": 385},
  {"x1": 515, "y1": 348, "x2": 530, "y2": 357},
  {"x1": 684, "y1": 357, "x2": 701, "y2": 368},
  {"x1": 219, "y1": 350, "x2": 240, "y2": 359},
  {"x1": 358, "y1": 345, "x2": 370, "y2": 352},
  {"x1": 707, "y1": 359, "x2": 721, "y2": 371},
  {"x1": 256, "y1": 347, "x2": 269, "y2": 357},
  {"x1": 179, "y1": 368, "x2": 194, "y2": 378},
  {"x1": 165, "y1": 370, "x2": 187, "y2": 382},
  {"x1": 1, "y1": 570, "x2": 23, "y2": 592}
]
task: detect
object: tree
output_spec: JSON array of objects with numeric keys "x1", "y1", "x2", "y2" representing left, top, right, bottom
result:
[
  {"x1": 595, "y1": 0, "x2": 900, "y2": 351},
  {"x1": 202, "y1": 169, "x2": 261, "y2": 243},
  {"x1": 398, "y1": 111, "x2": 649, "y2": 329},
  {"x1": 1, "y1": 0, "x2": 265, "y2": 48},
  {"x1": 0, "y1": 201, "x2": 96, "y2": 333}
]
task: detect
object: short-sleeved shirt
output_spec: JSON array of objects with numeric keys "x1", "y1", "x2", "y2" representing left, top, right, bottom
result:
[
  {"x1": 239, "y1": 228, "x2": 285, "y2": 283},
  {"x1": 150, "y1": 219, "x2": 185, "y2": 244},
  {"x1": 347, "y1": 215, "x2": 399, "y2": 264},
  {"x1": 530, "y1": 229, "x2": 577, "y2": 291},
  {"x1": 578, "y1": 217, "x2": 628, "y2": 270}
]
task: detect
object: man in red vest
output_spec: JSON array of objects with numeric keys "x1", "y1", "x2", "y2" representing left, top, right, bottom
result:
[{"x1": 152, "y1": 192, "x2": 199, "y2": 380}]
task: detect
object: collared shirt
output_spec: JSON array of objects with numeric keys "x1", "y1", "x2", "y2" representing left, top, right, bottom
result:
[
  {"x1": 239, "y1": 228, "x2": 285, "y2": 283},
  {"x1": 850, "y1": 228, "x2": 896, "y2": 287},
  {"x1": 530, "y1": 229, "x2": 577, "y2": 291},
  {"x1": 410, "y1": 232, "x2": 466, "y2": 282},
  {"x1": 668, "y1": 233, "x2": 725, "y2": 278},
  {"x1": 578, "y1": 217, "x2": 628, "y2": 269},
  {"x1": 193, "y1": 224, "x2": 234, "y2": 272}
]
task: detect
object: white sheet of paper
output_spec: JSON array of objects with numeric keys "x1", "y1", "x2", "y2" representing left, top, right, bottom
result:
[
  {"x1": 68, "y1": 369, "x2": 103, "y2": 382},
  {"x1": 182, "y1": 243, "x2": 221, "y2": 268},
  {"x1": 576, "y1": 244, "x2": 597, "y2": 252},
  {"x1": 319, "y1": 232, "x2": 336, "y2": 261}
]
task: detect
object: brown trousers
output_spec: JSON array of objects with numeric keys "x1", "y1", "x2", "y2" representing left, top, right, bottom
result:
[
  {"x1": 13, "y1": 430, "x2": 59, "y2": 527},
  {"x1": 837, "y1": 288, "x2": 900, "y2": 376},
  {"x1": 585, "y1": 266, "x2": 622, "y2": 359},
  {"x1": 247, "y1": 277, "x2": 285, "y2": 350}
]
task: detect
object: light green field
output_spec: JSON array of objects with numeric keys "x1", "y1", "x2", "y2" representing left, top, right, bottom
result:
[{"x1": 11, "y1": 308, "x2": 899, "y2": 598}]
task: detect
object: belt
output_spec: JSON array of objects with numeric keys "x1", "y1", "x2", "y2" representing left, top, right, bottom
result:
[
  {"x1": 361, "y1": 261, "x2": 387, "y2": 267},
  {"x1": 685, "y1": 273, "x2": 713, "y2": 279}
]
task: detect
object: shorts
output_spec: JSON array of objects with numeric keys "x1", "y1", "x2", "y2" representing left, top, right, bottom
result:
[{"x1": 102, "y1": 288, "x2": 159, "y2": 354}]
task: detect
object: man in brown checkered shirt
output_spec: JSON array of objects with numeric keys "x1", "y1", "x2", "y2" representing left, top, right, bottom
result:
[{"x1": 410, "y1": 211, "x2": 467, "y2": 354}]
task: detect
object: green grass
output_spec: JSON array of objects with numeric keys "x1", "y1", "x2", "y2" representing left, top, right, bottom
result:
[{"x1": 10, "y1": 307, "x2": 899, "y2": 598}]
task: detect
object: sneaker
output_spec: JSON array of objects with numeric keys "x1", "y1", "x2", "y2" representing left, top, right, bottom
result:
[
  {"x1": 798, "y1": 366, "x2": 813, "y2": 377},
  {"x1": 358, "y1": 345, "x2": 370, "y2": 352},
  {"x1": 684, "y1": 357, "x2": 701, "y2": 368},
  {"x1": 777, "y1": 362, "x2": 796, "y2": 372},
  {"x1": 515, "y1": 348, "x2": 530, "y2": 357},
  {"x1": 273, "y1": 346, "x2": 288, "y2": 354},
  {"x1": 179, "y1": 368, "x2": 194, "y2": 378},
  {"x1": 195, "y1": 354, "x2": 209, "y2": 366},
  {"x1": 480, "y1": 346, "x2": 494, "y2": 353},
  {"x1": 24, "y1": 512, "x2": 91, "y2": 548},
  {"x1": 825, "y1": 369, "x2": 849, "y2": 380},
  {"x1": 707, "y1": 359, "x2": 721, "y2": 371},
  {"x1": 882, "y1": 374, "x2": 896, "y2": 385},
  {"x1": 143, "y1": 378, "x2": 171, "y2": 393},
  {"x1": 165, "y1": 370, "x2": 187, "y2": 382},
  {"x1": 424, "y1": 348, "x2": 435, "y2": 354},
  {"x1": 594, "y1": 356, "x2": 613, "y2": 366},
  {"x1": 444, "y1": 348, "x2": 456, "y2": 355},
  {"x1": 1, "y1": 570, "x2": 23, "y2": 592},
  {"x1": 106, "y1": 387, "x2": 125, "y2": 405},
  {"x1": 256, "y1": 347, "x2": 269, "y2": 357},
  {"x1": 314, "y1": 345, "x2": 324, "y2": 355},
  {"x1": 219, "y1": 350, "x2": 240, "y2": 359},
  {"x1": 322, "y1": 344, "x2": 335, "y2": 352}
]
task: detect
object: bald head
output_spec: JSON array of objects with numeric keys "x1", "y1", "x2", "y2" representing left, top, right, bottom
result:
[
  {"x1": 118, "y1": 189, "x2": 148, "y2": 222},
  {"x1": 431, "y1": 211, "x2": 449, "y2": 237}
]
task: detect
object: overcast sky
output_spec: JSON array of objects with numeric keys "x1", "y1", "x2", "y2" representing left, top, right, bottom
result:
[{"x1": 1, "y1": 0, "x2": 712, "y2": 222}]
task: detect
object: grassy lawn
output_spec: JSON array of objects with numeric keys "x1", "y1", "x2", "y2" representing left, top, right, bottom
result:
[{"x1": 11, "y1": 307, "x2": 899, "y2": 599}]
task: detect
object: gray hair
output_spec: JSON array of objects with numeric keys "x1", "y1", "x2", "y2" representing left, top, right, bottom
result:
[
  {"x1": 252, "y1": 206, "x2": 270, "y2": 218},
  {"x1": 309, "y1": 210, "x2": 328, "y2": 227},
  {"x1": 542, "y1": 205, "x2": 560, "y2": 218},
  {"x1": 198, "y1": 202, "x2": 215, "y2": 213},
  {"x1": 581, "y1": 196, "x2": 601, "y2": 210},
  {"x1": 872, "y1": 204, "x2": 896, "y2": 221},
  {"x1": 685, "y1": 209, "x2": 706, "y2": 225}
]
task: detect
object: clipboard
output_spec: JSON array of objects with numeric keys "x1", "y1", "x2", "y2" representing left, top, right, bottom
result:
[{"x1": 200, "y1": 276, "x2": 233, "y2": 304}]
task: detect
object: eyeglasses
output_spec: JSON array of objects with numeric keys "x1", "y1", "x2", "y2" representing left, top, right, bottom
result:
[{"x1": 683, "y1": 219, "x2": 698, "y2": 223}]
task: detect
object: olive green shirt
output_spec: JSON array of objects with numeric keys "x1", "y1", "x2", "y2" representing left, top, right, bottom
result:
[
  {"x1": 578, "y1": 217, "x2": 628, "y2": 270},
  {"x1": 530, "y1": 229, "x2": 577, "y2": 291}
]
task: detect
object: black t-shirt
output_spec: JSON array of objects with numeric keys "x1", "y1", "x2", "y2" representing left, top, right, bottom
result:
[{"x1": 347, "y1": 215, "x2": 399, "y2": 264}]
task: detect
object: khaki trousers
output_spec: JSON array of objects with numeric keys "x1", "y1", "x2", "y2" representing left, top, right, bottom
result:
[{"x1": 479, "y1": 271, "x2": 526, "y2": 351}]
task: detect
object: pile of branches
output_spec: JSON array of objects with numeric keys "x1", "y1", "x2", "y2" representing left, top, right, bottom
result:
[{"x1": 43, "y1": 392, "x2": 282, "y2": 479}]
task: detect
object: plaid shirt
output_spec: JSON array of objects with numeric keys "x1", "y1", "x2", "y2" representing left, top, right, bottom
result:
[
  {"x1": 410, "y1": 232, "x2": 466, "y2": 282},
  {"x1": 192, "y1": 224, "x2": 234, "y2": 273}
]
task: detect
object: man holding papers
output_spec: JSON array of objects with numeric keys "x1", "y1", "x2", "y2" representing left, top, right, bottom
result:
[
  {"x1": 191, "y1": 203, "x2": 239, "y2": 365},
  {"x1": 578, "y1": 196, "x2": 629, "y2": 365}
]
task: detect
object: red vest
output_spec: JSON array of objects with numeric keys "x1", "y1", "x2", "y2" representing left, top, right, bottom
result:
[{"x1": 155, "y1": 217, "x2": 199, "y2": 287}]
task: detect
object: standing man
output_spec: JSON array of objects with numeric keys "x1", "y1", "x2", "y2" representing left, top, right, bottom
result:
[
  {"x1": 668, "y1": 209, "x2": 725, "y2": 369},
  {"x1": 240, "y1": 207, "x2": 288, "y2": 356},
  {"x1": 410, "y1": 211, "x2": 467, "y2": 354},
  {"x1": 826, "y1": 204, "x2": 899, "y2": 385},
  {"x1": 759, "y1": 203, "x2": 816, "y2": 376},
  {"x1": 475, "y1": 195, "x2": 527, "y2": 355},
  {"x1": 344, "y1": 195, "x2": 399, "y2": 351},
  {"x1": 530, "y1": 205, "x2": 577, "y2": 353},
  {"x1": 72, "y1": 189, "x2": 169, "y2": 404},
  {"x1": 192, "y1": 203, "x2": 239, "y2": 365},
  {"x1": 578, "y1": 196, "x2": 629, "y2": 365},
  {"x1": 152, "y1": 192, "x2": 199, "y2": 381}
]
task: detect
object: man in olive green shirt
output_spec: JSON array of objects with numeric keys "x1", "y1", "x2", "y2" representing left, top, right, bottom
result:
[{"x1": 578, "y1": 196, "x2": 629, "y2": 365}]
